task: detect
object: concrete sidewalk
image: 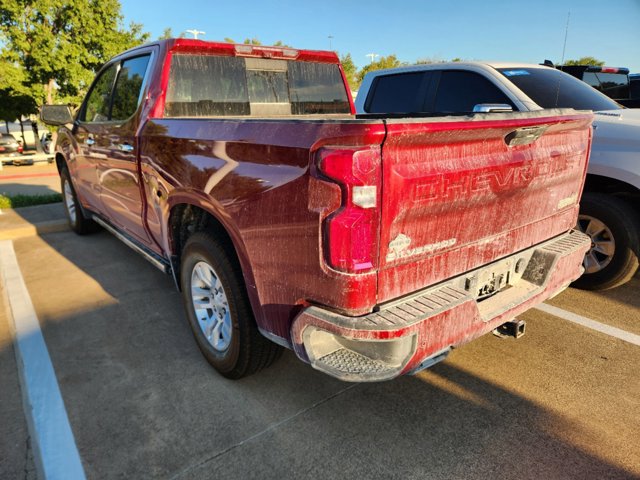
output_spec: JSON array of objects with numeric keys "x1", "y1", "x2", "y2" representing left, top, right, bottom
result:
[{"x1": 0, "y1": 203, "x2": 68, "y2": 240}]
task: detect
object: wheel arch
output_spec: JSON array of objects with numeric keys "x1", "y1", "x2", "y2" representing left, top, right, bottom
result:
[
  {"x1": 167, "y1": 200, "x2": 262, "y2": 322},
  {"x1": 55, "y1": 152, "x2": 66, "y2": 174},
  {"x1": 583, "y1": 173, "x2": 640, "y2": 213}
]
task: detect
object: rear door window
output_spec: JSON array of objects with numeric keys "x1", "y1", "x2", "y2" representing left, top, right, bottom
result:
[
  {"x1": 433, "y1": 71, "x2": 514, "y2": 113},
  {"x1": 364, "y1": 72, "x2": 429, "y2": 113}
]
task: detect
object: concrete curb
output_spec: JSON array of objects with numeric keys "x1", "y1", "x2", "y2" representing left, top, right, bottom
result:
[
  {"x1": 0, "y1": 240, "x2": 87, "y2": 479},
  {"x1": 0, "y1": 219, "x2": 68, "y2": 241}
]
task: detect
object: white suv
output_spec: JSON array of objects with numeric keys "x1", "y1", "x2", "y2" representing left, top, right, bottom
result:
[{"x1": 356, "y1": 63, "x2": 639, "y2": 289}]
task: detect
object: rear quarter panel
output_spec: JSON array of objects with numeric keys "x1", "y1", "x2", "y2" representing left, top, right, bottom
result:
[{"x1": 139, "y1": 118, "x2": 386, "y2": 342}]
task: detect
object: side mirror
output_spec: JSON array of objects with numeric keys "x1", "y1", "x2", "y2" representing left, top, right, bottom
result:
[
  {"x1": 472, "y1": 103, "x2": 513, "y2": 113},
  {"x1": 40, "y1": 105, "x2": 74, "y2": 126}
]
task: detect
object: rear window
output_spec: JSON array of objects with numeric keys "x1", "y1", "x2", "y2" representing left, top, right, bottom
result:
[
  {"x1": 582, "y1": 72, "x2": 630, "y2": 100},
  {"x1": 498, "y1": 67, "x2": 621, "y2": 111},
  {"x1": 165, "y1": 54, "x2": 350, "y2": 117}
]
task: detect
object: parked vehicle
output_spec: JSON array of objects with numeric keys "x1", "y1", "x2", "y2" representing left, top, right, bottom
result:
[
  {"x1": 42, "y1": 40, "x2": 592, "y2": 382},
  {"x1": 630, "y1": 73, "x2": 640, "y2": 100},
  {"x1": 0, "y1": 133, "x2": 23, "y2": 164},
  {"x1": 356, "y1": 62, "x2": 640, "y2": 290},
  {"x1": 554, "y1": 63, "x2": 640, "y2": 108},
  {"x1": 41, "y1": 132, "x2": 53, "y2": 153}
]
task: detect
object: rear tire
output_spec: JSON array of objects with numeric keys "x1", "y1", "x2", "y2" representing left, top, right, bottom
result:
[
  {"x1": 180, "y1": 232, "x2": 282, "y2": 379},
  {"x1": 572, "y1": 192, "x2": 639, "y2": 290},
  {"x1": 60, "y1": 167, "x2": 96, "y2": 235}
]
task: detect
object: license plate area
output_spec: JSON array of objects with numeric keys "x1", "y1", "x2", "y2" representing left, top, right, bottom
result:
[{"x1": 461, "y1": 255, "x2": 529, "y2": 302}]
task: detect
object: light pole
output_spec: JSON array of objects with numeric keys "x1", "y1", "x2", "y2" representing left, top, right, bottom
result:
[
  {"x1": 328, "y1": 35, "x2": 334, "y2": 50},
  {"x1": 185, "y1": 29, "x2": 205, "y2": 39},
  {"x1": 366, "y1": 53, "x2": 379, "y2": 64}
]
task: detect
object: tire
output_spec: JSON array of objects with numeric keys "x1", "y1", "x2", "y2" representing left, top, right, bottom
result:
[
  {"x1": 572, "y1": 192, "x2": 640, "y2": 290},
  {"x1": 60, "y1": 167, "x2": 96, "y2": 235},
  {"x1": 180, "y1": 232, "x2": 282, "y2": 379}
]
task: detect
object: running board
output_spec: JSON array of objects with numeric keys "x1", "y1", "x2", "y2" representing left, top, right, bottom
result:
[{"x1": 91, "y1": 216, "x2": 172, "y2": 275}]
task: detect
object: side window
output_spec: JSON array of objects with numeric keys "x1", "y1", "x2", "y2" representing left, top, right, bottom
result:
[
  {"x1": 365, "y1": 72, "x2": 426, "y2": 113},
  {"x1": 82, "y1": 64, "x2": 117, "y2": 122},
  {"x1": 434, "y1": 71, "x2": 514, "y2": 113},
  {"x1": 111, "y1": 55, "x2": 151, "y2": 121}
]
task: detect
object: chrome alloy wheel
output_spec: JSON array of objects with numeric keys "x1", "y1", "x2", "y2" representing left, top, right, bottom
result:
[
  {"x1": 577, "y1": 214, "x2": 616, "y2": 274},
  {"x1": 190, "y1": 261, "x2": 232, "y2": 351},
  {"x1": 63, "y1": 178, "x2": 76, "y2": 224}
]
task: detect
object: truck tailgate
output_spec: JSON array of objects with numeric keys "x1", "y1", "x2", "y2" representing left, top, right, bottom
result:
[{"x1": 378, "y1": 110, "x2": 593, "y2": 303}]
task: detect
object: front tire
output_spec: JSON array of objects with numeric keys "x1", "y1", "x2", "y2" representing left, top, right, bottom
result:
[
  {"x1": 572, "y1": 192, "x2": 639, "y2": 290},
  {"x1": 60, "y1": 167, "x2": 95, "y2": 235},
  {"x1": 180, "y1": 232, "x2": 282, "y2": 379}
]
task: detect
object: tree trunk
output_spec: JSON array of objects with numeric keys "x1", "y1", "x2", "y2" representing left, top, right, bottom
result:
[
  {"x1": 18, "y1": 119, "x2": 26, "y2": 148},
  {"x1": 46, "y1": 79, "x2": 55, "y2": 105},
  {"x1": 32, "y1": 121, "x2": 43, "y2": 154}
]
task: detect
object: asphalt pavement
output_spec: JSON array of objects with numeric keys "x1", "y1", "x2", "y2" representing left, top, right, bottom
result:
[{"x1": 0, "y1": 205, "x2": 639, "y2": 479}]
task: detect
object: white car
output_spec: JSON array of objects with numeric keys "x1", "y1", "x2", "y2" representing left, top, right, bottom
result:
[{"x1": 356, "y1": 63, "x2": 639, "y2": 289}]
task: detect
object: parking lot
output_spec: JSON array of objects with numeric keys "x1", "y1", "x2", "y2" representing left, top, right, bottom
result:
[{"x1": 1, "y1": 219, "x2": 639, "y2": 479}]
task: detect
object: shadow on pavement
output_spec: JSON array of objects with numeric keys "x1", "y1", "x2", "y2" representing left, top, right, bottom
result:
[
  {"x1": 0, "y1": 183, "x2": 60, "y2": 198},
  {"x1": 590, "y1": 273, "x2": 640, "y2": 310},
  {"x1": 2, "y1": 230, "x2": 638, "y2": 480}
]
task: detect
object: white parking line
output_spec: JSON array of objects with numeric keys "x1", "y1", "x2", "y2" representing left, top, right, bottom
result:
[
  {"x1": 0, "y1": 240, "x2": 86, "y2": 480},
  {"x1": 536, "y1": 302, "x2": 640, "y2": 346}
]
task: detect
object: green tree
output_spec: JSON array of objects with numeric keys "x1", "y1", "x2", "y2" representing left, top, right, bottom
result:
[
  {"x1": 159, "y1": 27, "x2": 173, "y2": 40},
  {"x1": 563, "y1": 56, "x2": 605, "y2": 66},
  {"x1": 223, "y1": 38, "x2": 289, "y2": 47},
  {"x1": 357, "y1": 54, "x2": 402, "y2": 85},
  {"x1": 0, "y1": 0, "x2": 149, "y2": 107},
  {"x1": 0, "y1": 56, "x2": 36, "y2": 144},
  {"x1": 339, "y1": 53, "x2": 359, "y2": 90},
  {"x1": 415, "y1": 56, "x2": 443, "y2": 64}
]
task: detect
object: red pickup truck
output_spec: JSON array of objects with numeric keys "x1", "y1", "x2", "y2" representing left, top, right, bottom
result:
[{"x1": 42, "y1": 39, "x2": 593, "y2": 382}]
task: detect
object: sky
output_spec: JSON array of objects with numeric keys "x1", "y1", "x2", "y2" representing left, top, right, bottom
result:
[{"x1": 120, "y1": 0, "x2": 640, "y2": 72}]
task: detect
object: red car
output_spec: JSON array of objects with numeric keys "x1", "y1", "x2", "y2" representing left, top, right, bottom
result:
[{"x1": 0, "y1": 133, "x2": 23, "y2": 164}]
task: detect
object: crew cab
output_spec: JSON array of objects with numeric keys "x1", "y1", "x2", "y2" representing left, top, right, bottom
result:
[
  {"x1": 42, "y1": 40, "x2": 592, "y2": 382},
  {"x1": 357, "y1": 63, "x2": 639, "y2": 291}
]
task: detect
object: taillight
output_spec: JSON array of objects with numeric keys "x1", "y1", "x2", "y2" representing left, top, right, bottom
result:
[{"x1": 318, "y1": 146, "x2": 381, "y2": 273}]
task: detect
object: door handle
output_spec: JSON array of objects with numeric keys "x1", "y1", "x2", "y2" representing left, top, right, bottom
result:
[
  {"x1": 85, "y1": 137, "x2": 95, "y2": 146},
  {"x1": 504, "y1": 126, "x2": 548, "y2": 147},
  {"x1": 118, "y1": 143, "x2": 134, "y2": 153}
]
